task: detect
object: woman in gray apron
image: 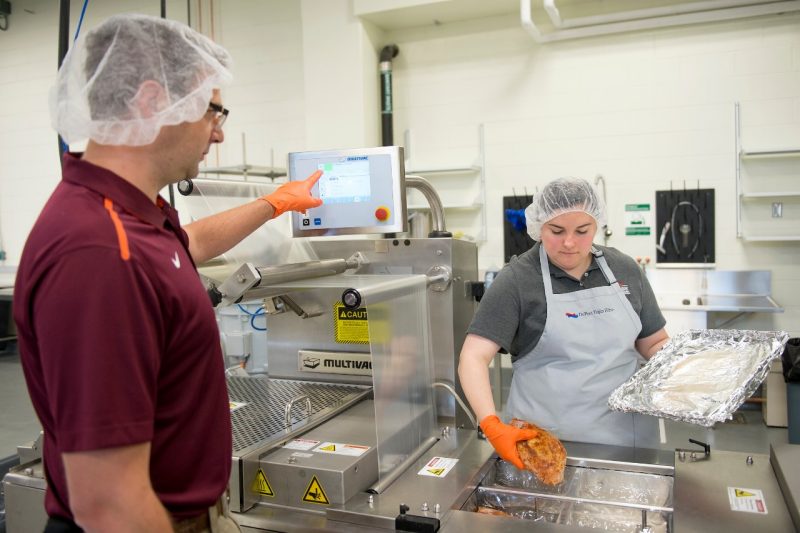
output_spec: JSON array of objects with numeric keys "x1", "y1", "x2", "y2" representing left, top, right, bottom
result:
[{"x1": 459, "y1": 177, "x2": 669, "y2": 469}]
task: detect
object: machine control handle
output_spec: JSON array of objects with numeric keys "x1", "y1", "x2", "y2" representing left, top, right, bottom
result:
[
  {"x1": 207, "y1": 285, "x2": 223, "y2": 307},
  {"x1": 688, "y1": 438, "x2": 711, "y2": 456},
  {"x1": 341, "y1": 288, "x2": 362, "y2": 309},
  {"x1": 395, "y1": 502, "x2": 440, "y2": 532},
  {"x1": 284, "y1": 395, "x2": 312, "y2": 427}
]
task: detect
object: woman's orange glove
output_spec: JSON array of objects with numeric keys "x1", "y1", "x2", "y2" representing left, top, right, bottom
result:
[
  {"x1": 261, "y1": 170, "x2": 323, "y2": 217},
  {"x1": 479, "y1": 415, "x2": 539, "y2": 470}
]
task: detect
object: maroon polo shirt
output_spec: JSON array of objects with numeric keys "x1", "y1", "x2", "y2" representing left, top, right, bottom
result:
[{"x1": 13, "y1": 152, "x2": 232, "y2": 521}]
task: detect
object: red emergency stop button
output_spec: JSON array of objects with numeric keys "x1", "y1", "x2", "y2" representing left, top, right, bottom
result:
[{"x1": 375, "y1": 206, "x2": 390, "y2": 221}]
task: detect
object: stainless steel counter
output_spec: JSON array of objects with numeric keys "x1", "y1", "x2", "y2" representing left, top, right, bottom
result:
[
  {"x1": 648, "y1": 269, "x2": 783, "y2": 313},
  {"x1": 658, "y1": 294, "x2": 782, "y2": 313},
  {"x1": 771, "y1": 442, "x2": 800, "y2": 531},
  {"x1": 672, "y1": 448, "x2": 795, "y2": 532}
]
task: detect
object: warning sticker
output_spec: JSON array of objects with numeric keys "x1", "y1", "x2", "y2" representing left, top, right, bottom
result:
[
  {"x1": 302, "y1": 476, "x2": 330, "y2": 505},
  {"x1": 418, "y1": 456, "x2": 459, "y2": 478},
  {"x1": 728, "y1": 487, "x2": 768, "y2": 514},
  {"x1": 284, "y1": 438, "x2": 320, "y2": 451},
  {"x1": 313, "y1": 442, "x2": 370, "y2": 456},
  {"x1": 252, "y1": 469, "x2": 275, "y2": 497},
  {"x1": 229, "y1": 401, "x2": 247, "y2": 412},
  {"x1": 333, "y1": 302, "x2": 369, "y2": 344}
]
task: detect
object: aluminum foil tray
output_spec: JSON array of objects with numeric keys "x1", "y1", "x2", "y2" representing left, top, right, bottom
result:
[{"x1": 609, "y1": 329, "x2": 789, "y2": 426}]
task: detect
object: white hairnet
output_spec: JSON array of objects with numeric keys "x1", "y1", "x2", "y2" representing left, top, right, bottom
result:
[
  {"x1": 524, "y1": 177, "x2": 607, "y2": 241},
  {"x1": 51, "y1": 14, "x2": 233, "y2": 147}
]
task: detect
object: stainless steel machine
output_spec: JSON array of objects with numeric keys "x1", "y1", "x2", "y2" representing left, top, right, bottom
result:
[{"x1": 4, "y1": 147, "x2": 800, "y2": 532}]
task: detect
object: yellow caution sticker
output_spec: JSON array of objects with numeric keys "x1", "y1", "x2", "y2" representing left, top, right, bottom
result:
[
  {"x1": 229, "y1": 401, "x2": 247, "y2": 412},
  {"x1": 302, "y1": 476, "x2": 330, "y2": 505},
  {"x1": 727, "y1": 486, "x2": 767, "y2": 514},
  {"x1": 417, "y1": 456, "x2": 459, "y2": 478},
  {"x1": 314, "y1": 442, "x2": 370, "y2": 456},
  {"x1": 252, "y1": 469, "x2": 275, "y2": 497},
  {"x1": 333, "y1": 302, "x2": 369, "y2": 344}
]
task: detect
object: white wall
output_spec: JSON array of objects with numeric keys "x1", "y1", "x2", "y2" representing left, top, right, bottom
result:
[
  {"x1": 208, "y1": 0, "x2": 306, "y2": 171},
  {"x1": 1, "y1": 1, "x2": 798, "y2": 335},
  {"x1": 385, "y1": 11, "x2": 800, "y2": 336}
]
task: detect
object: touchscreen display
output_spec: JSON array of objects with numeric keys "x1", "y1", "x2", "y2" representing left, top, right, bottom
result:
[
  {"x1": 318, "y1": 157, "x2": 371, "y2": 204},
  {"x1": 288, "y1": 146, "x2": 406, "y2": 236}
]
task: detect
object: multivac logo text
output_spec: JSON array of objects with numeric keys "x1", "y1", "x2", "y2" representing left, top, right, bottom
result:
[{"x1": 565, "y1": 307, "x2": 615, "y2": 319}]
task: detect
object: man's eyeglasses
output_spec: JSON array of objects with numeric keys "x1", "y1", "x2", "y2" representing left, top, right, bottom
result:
[{"x1": 208, "y1": 102, "x2": 229, "y2": 130}]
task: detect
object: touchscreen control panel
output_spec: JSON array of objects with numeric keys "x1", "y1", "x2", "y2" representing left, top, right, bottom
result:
[{"x1": 288, "y1": 146, "x2": 407, "y2": 236}]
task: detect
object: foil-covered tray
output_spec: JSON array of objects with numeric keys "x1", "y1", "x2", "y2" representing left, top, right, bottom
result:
[{"x1": 609, "y1": 329, "x2": 789, "y2": 426}]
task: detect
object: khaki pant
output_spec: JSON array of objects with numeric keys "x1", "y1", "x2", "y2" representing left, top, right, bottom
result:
[
  {"x1": 208, "y1": 493, "x2": 240, "y2": 533},
  {"x1": 174, "y1": 493, "x2": 240, "y2": 533}
]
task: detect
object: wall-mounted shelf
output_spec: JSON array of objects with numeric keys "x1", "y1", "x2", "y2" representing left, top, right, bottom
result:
[
  {"x1": 198, "y1": 164, "x2": 286, "y2": 180},
  {"x1": 740, "y1": 149, "x2": 800, "y2": 159},
  {"x1": 403, "y1": 124, "x2": 487, "y2": 242},
  {"x1": 734, "y1": 102, "x2": 800, "y2": 242},
  {"x1": 741, "y1": 191, "x2": 800, "y2": 199},
  {"x1": 408, "y1": 203, "x2": 483, "y2": 211},
  {"x1": 406, "y1": 166, "x2": 481, "y2": 174},
  {"x1": 742, "y1": 235, "x2": 800, "y2": 242}
]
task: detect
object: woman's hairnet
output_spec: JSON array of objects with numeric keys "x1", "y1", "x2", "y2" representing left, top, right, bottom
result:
[
  {"x1": 50, "y1": 14, "x2": 233, "y2": 147},
  {"x1": 524, "y1": 177, "x2": 607, "y2": 241}
]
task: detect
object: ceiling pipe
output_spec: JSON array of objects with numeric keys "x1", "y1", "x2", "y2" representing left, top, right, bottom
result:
[
  {"x1": 544, "y1": 0, "x2": 793, "y2": 29},
  {"x1": 523, "y1": 0, "x2": 800, "y2": 43},
  {"x1": 380, "y1": 44, "x2": 400, "y2": 147}
]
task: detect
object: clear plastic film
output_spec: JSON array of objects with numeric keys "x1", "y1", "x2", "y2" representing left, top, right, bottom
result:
[
  {"x1": 362, "y1": 275, "x2": 437, "y2": 484},
  {"x1": 609, "y1": 329, "x2": 790, "y2": 426},
  {"x1": 177, "y1": 178, "x2": 318, "y2": 282},
  {"x1": 476, "y1": 461, "x2": 671, "y2": 531}
]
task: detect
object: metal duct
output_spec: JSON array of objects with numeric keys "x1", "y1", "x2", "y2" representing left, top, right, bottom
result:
[{"x1": 379, "y1": 45, "x2": 399, "y2": 146}]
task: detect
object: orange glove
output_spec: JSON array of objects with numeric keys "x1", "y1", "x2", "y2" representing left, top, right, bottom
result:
[
  {"x1": 262, "y1": 170, "x2": 323, "y2": 217},
  {"x1": 479, "y1": 415, "x2": 539, "y2": 470}
]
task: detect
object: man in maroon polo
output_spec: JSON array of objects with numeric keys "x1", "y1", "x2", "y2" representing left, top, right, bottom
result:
[{"x1": 13, "y1": 14, "x2": 321, "y2": 532}]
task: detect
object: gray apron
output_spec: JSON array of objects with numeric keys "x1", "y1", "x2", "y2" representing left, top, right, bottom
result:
[{"x1": 505, "y1": 245, "x2": 659, "y2": 448}]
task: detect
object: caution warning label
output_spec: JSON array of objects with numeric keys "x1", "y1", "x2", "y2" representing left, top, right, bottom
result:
[
  {"x1": 334, "y1": 303, "x2": 369, "y2": 344},
  {"x1": 229, "y1": 401, "x2": 247, "y2": 413},
  {"x1": 283, "y1": 438, "x2": 319, "y2": 451},
  {"x1": 417, "y1": 456, "x2": 459, "y2": 478},
  {"x1": 252, "y1": 469, "x2": 275, "y2": 497},
  {"x1": 417, "y1": 457, "x2": 458, "y2": 477},
  {"x1": 313, "y1": 442, "x2": 370, "y2": 456},
  {"x1": 302, "y1": 476, "x2": 330, "y2": 505},
  {"x1": 727, "y1": 486, "x2": 768, "y2": 514}
]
